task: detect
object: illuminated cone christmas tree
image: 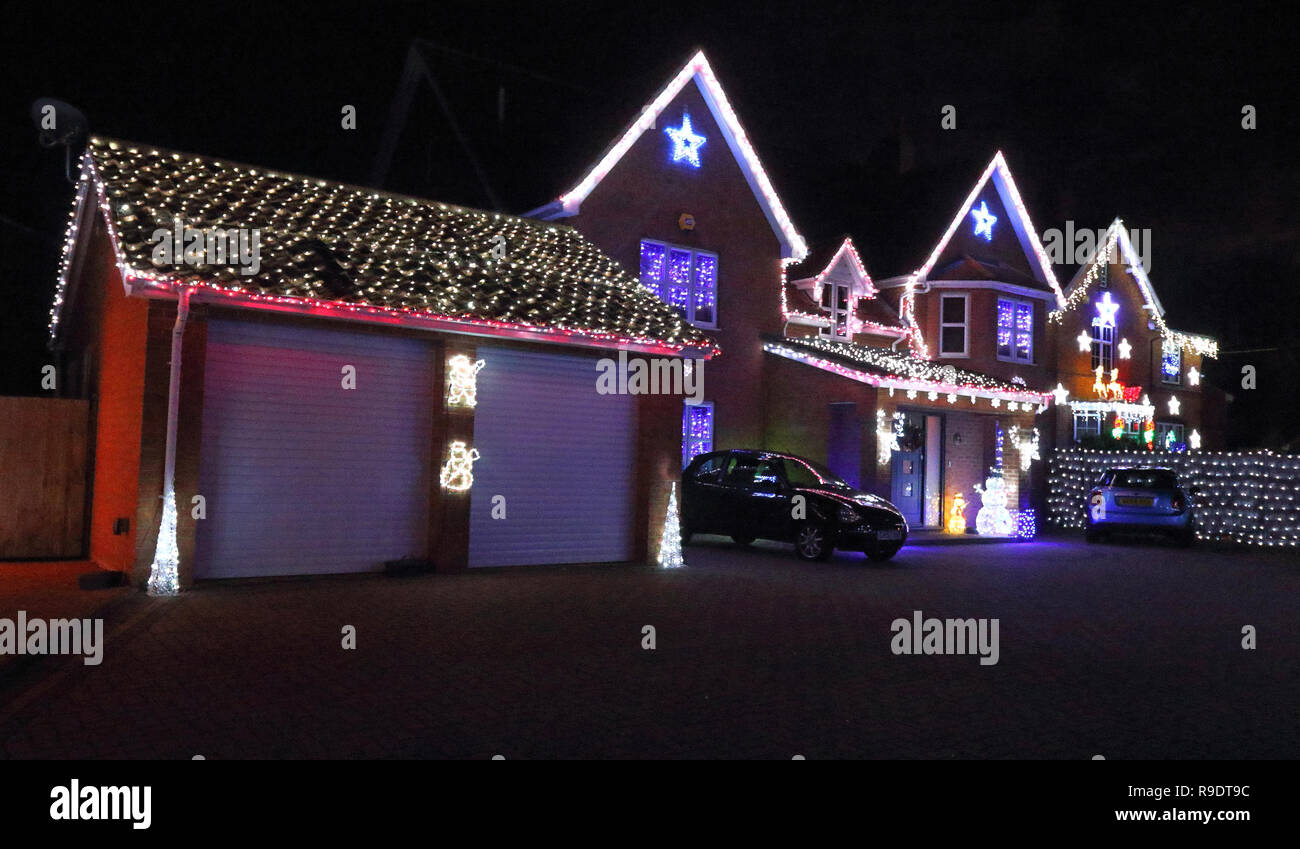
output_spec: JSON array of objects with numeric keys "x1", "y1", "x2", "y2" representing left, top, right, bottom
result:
[{"x1": 659, "y1": 482, "x2": 685, "y2": 569}]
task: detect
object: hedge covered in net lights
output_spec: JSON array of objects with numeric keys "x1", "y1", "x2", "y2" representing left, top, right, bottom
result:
[{"x1": 1048, "y1": 450, "x2": 1300, "y2": 547}]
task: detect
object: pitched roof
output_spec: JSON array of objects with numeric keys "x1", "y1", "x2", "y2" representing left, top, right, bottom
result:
[
  {"x1": 894, "y1": 152, "x2": 1067, "y2": 357},
  {"x1": 910, "y1": 152, "x2": 1065, "y2": 300},
  {"x1": 533, "y1": 50, "x2": 808, "y2": 261},
  {"x1": 1051, "y1": 218, "x2": 1217, "y2": 357},
  {"x1": 51, "y1": 137, "x2": 717, "y2": 356},
  {"x1": 763, "y1": 334, "x2": 1052, "y2": 404}
]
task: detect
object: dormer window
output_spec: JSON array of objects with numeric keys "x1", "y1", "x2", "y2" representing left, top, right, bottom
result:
[{"x1": 819, "y1": 281, "x2": 851, "y2": 340}]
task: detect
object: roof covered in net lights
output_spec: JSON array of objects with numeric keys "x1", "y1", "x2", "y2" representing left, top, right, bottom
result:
[{"x1": 55, "y1": 136, "x2": 718, "y2": 355}]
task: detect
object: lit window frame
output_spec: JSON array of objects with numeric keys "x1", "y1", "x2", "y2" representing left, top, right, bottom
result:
[
  {"x1": 682, "y1": 400, "x2": 715, "y2": 468},
  {"x1": 818, "y1": 279, "x2": 852, "y2": 341},
  {"x1": 996, "y1": 296, "x2": 1034, "y2": 364},
  {"x1": 938, "y1": 293, "x2": 969, "y2": 358},
  {"x1": 639, "y1": 238, "x2": 719, "y2": 330}
]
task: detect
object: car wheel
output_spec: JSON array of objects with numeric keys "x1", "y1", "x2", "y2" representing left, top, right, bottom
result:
[
  {"x1": 794, "y1": 523, "x2": 833, "y2": 561},
  {"x1": 865, "y1": 545, "x2": 899, "y2": 563},
  {"x1": 1085, "y1": 526, "x2": 1104, "y2": 543},
  {"x1": 1173, "y1": 527, "x2": 1194, "y2": 547},
  {"x1": 731, "y1": 535, "x2": 755, "y2": 546}
]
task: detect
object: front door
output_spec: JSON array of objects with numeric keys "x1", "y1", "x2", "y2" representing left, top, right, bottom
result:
[
  {"x1": 890, "y1": 412, "x2": 927, "y2": 527},
  {"x1": 891, "y1": 449, "x2": 923, "y2": 527}
]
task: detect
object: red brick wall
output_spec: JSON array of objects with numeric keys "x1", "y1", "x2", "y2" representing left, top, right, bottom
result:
[
  {"x1": 81, "y1": 223, "x2": 149, "y2": 574},
  {"x1": 913, "y1": 287, "x2": 1054, "y2": 388},
  {"x1": 1048, "y1": 259, "x2": 1217, "y2": 449},
  {"x1": 565, "y1": 81, "x2": 786, "y2": 453}
]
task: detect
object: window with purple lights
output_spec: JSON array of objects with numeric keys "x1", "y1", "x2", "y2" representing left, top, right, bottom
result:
[
  {"x1": 682, "y1": 402, "x2": 714, "y2": 468},
  {"x1": 997, "y1": 297, "x2": 1033, "y2": 363},
  {"x1": 639, "y1": 239, "x2": 717, "y2": 328}
]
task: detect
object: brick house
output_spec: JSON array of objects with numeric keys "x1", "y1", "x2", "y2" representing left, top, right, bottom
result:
[
  {"x1": 51, "y1": 137, "x2": 714, "y2": 587},
  {"x1": 527, "y1": 56, "x2": 1050, "y2": 533},
  {"x1": 1046, "y1": 218, "x2": 1223, "y2": 451}
]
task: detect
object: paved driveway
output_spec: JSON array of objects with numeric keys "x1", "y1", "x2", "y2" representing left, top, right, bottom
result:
[{"x1": 1, "y1": 534, "x2": 1296, "y2": 759}]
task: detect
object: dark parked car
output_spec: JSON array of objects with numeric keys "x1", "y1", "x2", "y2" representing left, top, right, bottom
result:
[
  {"x1": 681, "y1": 449, "x2": 908, "y2": 561},
  {"x1": 1085, "y1": 466, "x2": 1199, "y2": 545}
]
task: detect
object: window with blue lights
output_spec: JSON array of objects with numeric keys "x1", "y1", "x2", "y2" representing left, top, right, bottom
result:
[
  {"x1": 1161, "y1": 339, "x2": 1182, "y2": 384},
  {"x1": 996, "y1": 297, "x2": 1033, "y2": 363},
  {"x1": 682, "y1": 402, "x2": 714, "y2": 468},
  {"x1": 639, "y1": 239, "x2": 717, "y2": 328}
]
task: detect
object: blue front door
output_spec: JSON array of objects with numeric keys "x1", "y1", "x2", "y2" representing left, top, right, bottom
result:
[{"x1": 891, "y1": 449, "x2": 924, "y2": 527}]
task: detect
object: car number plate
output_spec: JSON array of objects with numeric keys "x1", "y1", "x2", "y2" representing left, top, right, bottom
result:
[
  {"x1": 1117, "y1": 497, "x2": 1154, "y2": 507},
  {"x1": 877, "y1": 530, "x2": 902, "y2": 540}
]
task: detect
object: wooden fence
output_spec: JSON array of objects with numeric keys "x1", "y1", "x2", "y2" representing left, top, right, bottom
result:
[{"x1": 0, "y1": 397, "x2": 90, "y2": 559}]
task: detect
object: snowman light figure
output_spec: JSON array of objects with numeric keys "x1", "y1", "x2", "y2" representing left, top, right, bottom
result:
[
  {"x1": 439, "y1": 441, "x2": 480, "y2": 492},
  {"x1": 973, "y1": 475, "x2": 1015, "y2": 536}
]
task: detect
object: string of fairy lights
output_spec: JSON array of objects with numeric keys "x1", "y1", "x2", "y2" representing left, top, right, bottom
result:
[
  {"x1": 1046, "y1": 220, "x2": 1218, "y2": 358},
  {"x1": 1048, "y1": 450, "x2": 1300, "y2": 546},
  {"x1": 50, "y1": 138, "x2": 719, "y2": 357},
  {"x1": 767, "y1": 335, "x2": 1052, "y2": 407}
]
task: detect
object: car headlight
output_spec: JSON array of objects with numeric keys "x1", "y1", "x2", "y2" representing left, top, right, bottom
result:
[{"x1": 837, "y1": 505, "x2": 861, "y2": 524}]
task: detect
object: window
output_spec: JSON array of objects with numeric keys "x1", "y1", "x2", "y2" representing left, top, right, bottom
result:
[
  {"x1": 1073, "y1": 411, "x2": 1103, "y2": 441},
  {"x1": 782, "y1": 457, "x2": 848, "y2": 489},
  {"x1": 682, "y1": 402, "x2": 714, "y2": 468},
  {"x1": 1156, "y1": 422, "x2": 1185, "y2": 449},
  {"x1": 640, "y1": 240, "x2": 717, "y2": 328},
  {"x1": 689, "y1": 453, "x2": 726, "y2": 483},
  {"x1": 1091, "y1": 320, "x2": 1114, "y2": 373},
  {"x1": 1161, "y1": 339, "x2": 1182, "y2": 384},
  {"x1": 819, "y1": 281, "x2": 851, "y2": 340},
  {"x1": 997, "y1": 297, "x2": 1033, "y2": 363},
  {"x1": 939, "y1": 294, "x2": 968, "y2": 357}
]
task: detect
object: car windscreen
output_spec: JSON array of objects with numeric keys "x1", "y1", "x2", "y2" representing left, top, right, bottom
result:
[{"x1": 1110, "y1": 469, "x2": 1179, "y2": 489}]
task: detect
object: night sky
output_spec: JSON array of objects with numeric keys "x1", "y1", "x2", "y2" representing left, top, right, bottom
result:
[{"x1": 3, "y1": 1, "x2": 1295, "y2": 445}]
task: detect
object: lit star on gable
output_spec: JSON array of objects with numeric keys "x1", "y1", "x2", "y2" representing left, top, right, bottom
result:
[
  {"x1": 969, "y1": 200, "x2": 997, "y2": 241},
  {"x1": 1168, "y1": 395, "x2": 1181, "y2": 415},
  {"x1": 664, "y1": 113, "x2": 706, "y2": 167},
  {"x1": 1052, "y1": 383, "x2": 1070, "y2": 405},
  {"x1": 1095, "y1": 292, "x2": 1120, "y2": 328},
  {"x1": 1189, "y1": 429, "x2": 1201, "y2": 450},
  {"x1": 1118, "y1": 337, "x2": 1132, "y2": 359},
  {"x1": 1076, "y1": 331, "x2": 1091, "y2": 352},
  {"x1": 1187, "y1": 366, "x2": 1200, "y2": 386}
]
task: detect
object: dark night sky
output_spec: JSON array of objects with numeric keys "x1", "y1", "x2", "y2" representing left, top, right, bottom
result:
[{"x1": 3, "y1": 0, "x2": 1296, "y2": 444}]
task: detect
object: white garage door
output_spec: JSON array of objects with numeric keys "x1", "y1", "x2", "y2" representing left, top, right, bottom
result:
[
  {"x1": 469, "y1": 346, "x2": 636, "y2": 567},
  {"x1": 195, "y1": 318, "x2": 434, "y2": 578}
]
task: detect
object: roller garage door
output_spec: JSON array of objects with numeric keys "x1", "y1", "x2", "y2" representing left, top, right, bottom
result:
[
  {"x1": 195, "y1": 318, "x2": 435, "y2": 578},
  {"x1": 469, "y1": 346, "x2": 636, "y2": 567}
]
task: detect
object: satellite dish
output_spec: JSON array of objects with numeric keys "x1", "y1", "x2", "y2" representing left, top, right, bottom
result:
[{"x1": 31, "y1": 97, "x2": 89, "y2": 183}]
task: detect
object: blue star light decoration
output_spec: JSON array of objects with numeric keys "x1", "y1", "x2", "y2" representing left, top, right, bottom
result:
[
  {"x1": 969, "y1": 200, "x2": 997, "y2": 241},
  {"x1": 665, "y1": 113, "x2": 706, "y2": 168}
]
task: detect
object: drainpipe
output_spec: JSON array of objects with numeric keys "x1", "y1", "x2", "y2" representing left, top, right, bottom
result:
[{"x1": 146, "y1": 287, "x2": 191, "y2": 596}]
